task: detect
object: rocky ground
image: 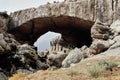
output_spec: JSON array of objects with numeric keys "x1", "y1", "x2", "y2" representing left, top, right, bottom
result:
[{"x1": 8, "y1": 55, "x2": 120, "y2": 80}]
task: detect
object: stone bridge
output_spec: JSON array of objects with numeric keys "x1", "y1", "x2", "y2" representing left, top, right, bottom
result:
[
  {"x1": 7, "y1": 0, "x2": 120, "y2": 48},
  {"x1": 9, "y1": 0, "x2": 120, "y2": 28}
]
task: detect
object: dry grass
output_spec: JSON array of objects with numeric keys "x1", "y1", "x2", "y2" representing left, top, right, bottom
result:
[
  {"x1": 87, "y1": 64, "x2": 103, "y2": 77},
  {"x1": 96, "y1": 76, "x2": 120, "y2": 80},
  {"x1": 9, "y1": 72, "x2": 26, "y2": 80},
  {"x1": 9, "y1": 70, "x2": 72, "y2": 80},
  {"x1": 87, "y1": 59, "x2": 118, "y2": 78},
  {"x1": 9, "y1": 56, "x2": 120, "y2": 80}
]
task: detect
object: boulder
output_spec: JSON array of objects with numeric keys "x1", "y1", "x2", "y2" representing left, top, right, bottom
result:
[
  {"x1": 0, "y1": 72, "x2": 7, "y2": 80},
  {"x1": 91, "y1": 19, "x2": 111, "y2": 40},
  {"x1": 36, "y1": 60, "x2": 48, "y2": 70},
  {"x1": 88, "y1": 39, "x2": 115, "y2": 55},
  {"x1": 62, "y1": 48, "x2": 84, "y2": 68},
  {"x1": 0, "y1": 33, "x2": 19, "y2": 54},
  {"x1": 47, "y1": 51, "x2": 67, "y2": 68},
  {"x1": 101, "y1": 41, "x2": 120, "y2": 56},
  {"x1": 15, "y1": 44, "x2": 38, "y2": 69}
]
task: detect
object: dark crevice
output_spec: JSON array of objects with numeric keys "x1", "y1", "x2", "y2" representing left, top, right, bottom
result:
[{"x1": 112, "y1": 0, "x2": 114, "y2": 11}]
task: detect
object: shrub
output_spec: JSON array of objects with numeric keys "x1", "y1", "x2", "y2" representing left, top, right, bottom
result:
[
  {"x1": 105, "y1": 61, "x2": 118, "y2": 71},
  {"x1": 98, "y1": 59, "x2": 118, "y2": 71},
  {"x1": 87, "y1": 59, "x2": 118, "y2": 78},
  {"x1": 87, "y1": 64, "x2": 103, "y2": 78}
]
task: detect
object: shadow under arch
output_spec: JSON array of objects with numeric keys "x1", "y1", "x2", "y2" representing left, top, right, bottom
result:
[{"x1": 8, "y1": 15, "x2": 94, "y2": 48}]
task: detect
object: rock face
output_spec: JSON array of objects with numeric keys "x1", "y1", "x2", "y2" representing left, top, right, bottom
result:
[
  {"x1": 50, "y1": 36, "x2": 75, "y2": 54},
  {"x1": 86, "y1": 19, "x2": 115, "y2": 55},
  {"x1": 9, "y1": 0, "x2": 120, "y2": 28},
  {"x1": 102, "y1": 19, "x2": 120, "y2": 56}
]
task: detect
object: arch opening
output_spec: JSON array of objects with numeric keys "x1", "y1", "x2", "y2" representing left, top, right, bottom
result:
[
  {"x1": 34, "y1": 31, "x2": 61, "y2": 52},
  {"x1": 9, "y1": 16, "x2": 94, "y2": 50}
]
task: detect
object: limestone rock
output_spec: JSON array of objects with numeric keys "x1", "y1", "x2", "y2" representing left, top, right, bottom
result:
[
  {"x1": 101, "y1": 42, "x2": 120, "y2": 56},
  {"x1": 47, "y1": 51, "x2": 67, "y2": 68},
  {"x1": 62, "y1": 48, "x2": 84, "y2": 68},
  {"x1": 10, "y1": 0, "x2": 120, "y2": 28},
  {"x1": 113, "y1": 35, "x2": 120, "y2": 42},
  {"x1": 0, "y1": 72, "x2": 7, "y2": 80},
  {"x1": 0, "y1": 39, "x2": 7, "y2": 50},
  {"x1": 91, "y1": 19, "x2": 111, "y2": 40},
  {"x1": 88, "y1": 19, "x2": 116, "y2": 55},
  {"x1": 50, "y1": 36, "x2": 74, "y2": 54},
  {"x1": 36, "y1": 60, "x2": 48, "y2": 70},
  {"x1": 80, "y1": 45, "x2": 90, "y2": 57},
  {"x1": 110, "y1": 19, "x2": 120, "y2": 36},
  {"x1": 0, "y1": 46, "x2": 4, "y2": 52},
  {"x1": 88, "y1": 39, "x2": 115, "y2": 55},
  {"x1": 0, "y1": 33, "x2": 19, "y2": 54},
  {"x1": 0, "y1": 12, "x2": 9, "y2": 33},
  {"x1": 38, "y1": 50, "x2": 49, "y2": 58},
  {"x1": 15, "y1": 44, "x2": 38, "y2": 67},
  {"x1": 109, "y1": 35, "x2": 120, "y2": 50}
]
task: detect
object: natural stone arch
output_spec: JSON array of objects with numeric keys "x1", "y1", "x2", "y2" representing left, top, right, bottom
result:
[{"x1": 8, "y1": 16, "x2": 94, "y2": 48}]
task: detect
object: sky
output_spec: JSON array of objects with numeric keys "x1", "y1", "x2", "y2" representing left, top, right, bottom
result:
[
  {"x1": 34, "y1": 31, "x2": 61, "y2": 52},
  {"x1": 0, "y1": 0, "x2": 63, "y2": 52},
  {"x1": 0, "y1": 0, "x2": 64, "y2": 14},
  {"x1": 0, "y1": 0, "x2": 64, "y2": 13}
]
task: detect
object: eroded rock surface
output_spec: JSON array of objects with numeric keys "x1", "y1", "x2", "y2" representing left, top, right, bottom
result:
[
  {"x1": 47, "y1": 51, "x2": 68, "y2": 68},
  {"x1": 0, "y1": 12, "x2": 9, "y2": 33},
  {"x1": 10, "y1": 0, "x2": 120, "y2": 28},
  {"x1": 87, "y1": 19, "x2": 115, "y2": 55},
  {"x1": 0, "y1": 33, "x2": 48, "y2": 77},
  {"x1": 62, "y1": 48, "x2": 84, "y2": 67}
]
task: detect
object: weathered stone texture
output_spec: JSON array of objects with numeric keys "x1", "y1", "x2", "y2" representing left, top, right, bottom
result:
[
  {"x1": 47, "y1": 51, "x2": 67, "y2": 68},
  {"x1": 0, "y1": 33, "x2": 19, "y2": 54},
  {"x1": 50, "y1": 36, "x2": 74, "y2": 54},
  {"x1": 62, "y1": 48, "x2": 84, "y2": 67},
  {"x1": 0, "y1": 14, "x2": 9, "y2": 33},
  {"x1": 10, "y1": 0, "x2": 120, "y2": 28}
]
